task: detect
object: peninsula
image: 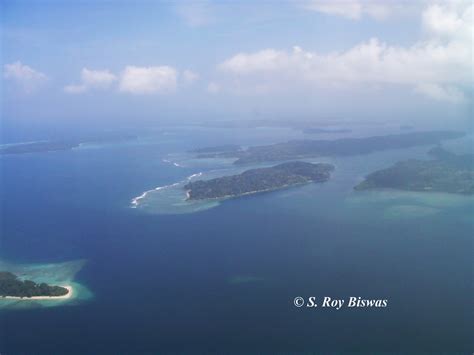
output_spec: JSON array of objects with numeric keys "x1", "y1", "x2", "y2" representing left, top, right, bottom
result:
[
  {"x1": 0, "y1": 271, "x2": 71, "y2": 299},
  {"x1": 192, "y1": 131, "x2": 464, "y2": 165},
  {"x1": 184, "y1": 161, "x2": 334, "y2": 200},
  {"x1": 354, "y1": 147, "x2": 474, "y2": 194}
]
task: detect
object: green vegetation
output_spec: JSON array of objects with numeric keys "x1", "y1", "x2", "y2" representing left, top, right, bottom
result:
[
  {"x1": 354, "y1": 147, "x2": 474, "y2": 194},
  {"x1": 184, "y1": 161, "x2": 334, "y2": 200},
  {"x1": 195, "y1": 131, "x2": 464, "y2": 165},
  {"x1": 0, "y1": 271, "x2": 69, "y2": 298}
]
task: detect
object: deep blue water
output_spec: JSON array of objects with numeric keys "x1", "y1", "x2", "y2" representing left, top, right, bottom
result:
[{"x1": 0, "y1": 127, "x2": 472, "y2": 354}]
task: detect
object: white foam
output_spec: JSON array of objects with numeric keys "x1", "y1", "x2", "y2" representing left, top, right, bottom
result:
[
  {"x1": 162, "y1": 158, "x2": 183, "y2": 168},
  {"x1": 131, "y1": 172, "x2": 203, "y2": 208},
  {"x1": 187, "y1": 172, "x2": 203, "y2": 180},
  {"x1": 130, "y1": 191, "x2": 149, "y2": 207}
]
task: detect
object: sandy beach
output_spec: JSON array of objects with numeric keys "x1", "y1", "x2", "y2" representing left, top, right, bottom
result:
[{"x1": 1, "y1": 285, "x2": 73, "y2": 301}]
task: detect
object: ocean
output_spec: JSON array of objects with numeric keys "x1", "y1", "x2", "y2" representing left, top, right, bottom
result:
[{"x1": 0, "y1": 125, "x2": 472, "y2": 353}]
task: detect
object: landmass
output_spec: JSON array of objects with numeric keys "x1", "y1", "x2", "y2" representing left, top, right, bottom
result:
[
  {"x1": 354, "y1": 147, "x2": 474, "y2": 194},
  {"x1": 0, "y1": 134, "x2": 137, "y2": 155},
  {"x1": 195, "y1": 131, "x2": 464, "y2": 165},
  {"x1": 190, "y1": 144, "x2": 241, "y2": 153},
  {"x1": 0, "y1": 271, "x2": 71, "y2": 299},
  {"x1": 0, "y1": 141, "x2": 80, "y2": 154},
  {"x1": 190, "y1": 144, "x2": 243, "y2": 158},
  {"x1": 192, "y1": 118, "x2": 381, "y2": 129},
  {"x1": 184, "y1": 161, "x2": 334, "y2": 200},
  {"x1": 303, "y1": 128, "x2": 352, "y2": 134}
]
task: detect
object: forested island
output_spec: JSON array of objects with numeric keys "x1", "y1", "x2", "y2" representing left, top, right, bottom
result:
[
  {"x1": 0, "y1": 271, "x2": 69, "y2": 298},
  {"x1": 184, "y1": 161, "x2": 334, "y2": 200},
  {"x1": 354, "y1": 147, "x2": 474, "y2": 194},
  {"x1": 192, "y1": 131, "x2": 464, "y2": 165}
]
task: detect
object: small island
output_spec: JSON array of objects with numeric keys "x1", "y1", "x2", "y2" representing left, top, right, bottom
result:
[
  {"x1": 0, "y1": 271, "x2": 71, "y2": 299},
  {"x1": 184, "y1": 161, "x2": 334, "y2": 200},
  {"x1": 354, "y1": 147, "x2": 474, "y2": 194}
]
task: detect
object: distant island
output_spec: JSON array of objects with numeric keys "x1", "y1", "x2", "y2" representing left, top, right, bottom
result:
[
  {"x1": 184, "y1": 161, "x2": 334, "y2": 200},
  {"x1": 0, "y1": 134, "x2": 136, "y2": 155},
  {"x1": 354, "y1": 147, "x2": 474, "y2": 194},
  {"x1": 0, "y1": 141, "x2": 79, "y2": 155},
  {"x1": 190, "y1": 144, "x2": 241, "y2": 153},
  {"x1": 302, "y1": 128, "x2": 352, "y2": 134},
  {"x1": 193, "y1": 131, "x2": 464, "y2": 165},
  {"x1": 0, "y1": 271, "x2": 70, "y2": 299},
  {"x1": 190, "y1": 144, "x2": 243, "y2": 158}
]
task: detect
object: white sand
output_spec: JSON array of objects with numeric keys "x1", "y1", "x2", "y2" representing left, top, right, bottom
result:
[{"x1": 1, "y1": 285, "x2": 73, "y2": 301}]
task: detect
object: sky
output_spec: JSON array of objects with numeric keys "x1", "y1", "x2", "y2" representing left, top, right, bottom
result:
[{"x1": 1, "y1": 0, "x2": 473, "y2": 134}]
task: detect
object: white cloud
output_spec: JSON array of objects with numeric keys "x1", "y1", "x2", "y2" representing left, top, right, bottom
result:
[
  {"x1": 3, "y1": 61, "x2": 48, "y2": 93},
  {"x1": 64, "y1": 84, "x2": 87, "y2": 94},
  {"x1": 81, "y1": 68, "x2": 117, "y2": 89},
  {"x1": 176, "y1": 2, "x2": 213, "y2": 27},
  {"x1": 65, "y1": 66, "x2": 182, "y2": 95},
  {"x1": 207, "y1": 82, "x2": 221, "y2": 94},
  {"x1": 64, "y1": 68, "x2": 116, "y2": 94},
  {"x1": 119, "y1": 66, "x2": 178, "y2": 94},
  {"x1": 217, "y1": 2, "x2": 472, "y2": 103},
  {"x1": 422, "y1": 2, "x2": 472, "y2": 40},
  {"x1": 303, "y1": 0, "x2": 393, "y2": 20},
  {"x1": 182, "y1": 70, "x2": 200, "y2": 85}
]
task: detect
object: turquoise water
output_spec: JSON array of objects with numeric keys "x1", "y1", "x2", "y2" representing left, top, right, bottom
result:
[{"x1": 0, "y1": 259, "x2": 92, "y2": 310}]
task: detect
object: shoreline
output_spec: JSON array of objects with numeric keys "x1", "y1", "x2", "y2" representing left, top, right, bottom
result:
[
  {"x1": 185, "y1": 179, "x2": 324, "y2": 201},
  {"x1": 1, "y1": 285, "x2": 73, "y2": 301}
]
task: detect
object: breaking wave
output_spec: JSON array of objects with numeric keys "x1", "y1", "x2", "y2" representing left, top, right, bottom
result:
[{"x1": 130, "y1": 172, "x2": 203, "y2": 208}]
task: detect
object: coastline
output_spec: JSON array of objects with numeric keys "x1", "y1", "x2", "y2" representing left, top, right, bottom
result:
[
  {"x1": 185, "y1": 179, "x2": 324, "y2": 201},
  {"x1": 1, "y1": 285, "x2": 73, "y2": 301}
]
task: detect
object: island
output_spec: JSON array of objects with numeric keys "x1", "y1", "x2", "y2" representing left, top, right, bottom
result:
[
  {"x1": 184, "y1": 161, "x2": 334, "y2": 200},
  {"x1": 190, "y1": 144, "x2": 243, "y2": 158},
  {"x1": 194, "y1": 131, "x2": 464, "y2": 165},
  {"x1": 190, "y1": 144, "x2": 242, "y2": 154},
  {"x1": 302, "y1": 128, "x2": 352, "y2": 134},
  {"x1": 0, "y1": 271, "x2": 70, "y2": 299},
  {"x1": 0, "y1": 141, "x2": 80, "y2": 155},
  {"x1": 0, "y1": 134, "x2": 137, "y2": 155},
  {"x1": 354, "y1": 147, "x2": 474, "y2": 194}
]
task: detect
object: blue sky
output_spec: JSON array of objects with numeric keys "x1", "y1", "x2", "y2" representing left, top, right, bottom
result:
[{"x1": 1, "y1": 0, "x2": 472, "y2": 130}]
